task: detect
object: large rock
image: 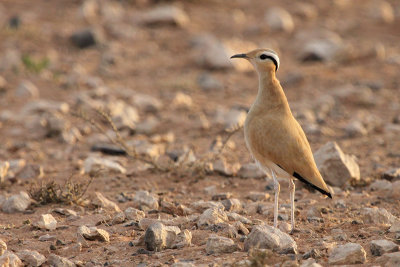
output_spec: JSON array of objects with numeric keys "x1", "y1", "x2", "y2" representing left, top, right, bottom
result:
[
  {"x1": 370, "y1": 239, "x2": 398, "y2": 256},
  {"x1": 47, "y1": 254, "x2": 76, "y2": 267},
  {"x1": 144, "y1": 222, "x2": 181, "y2": 251},
  {"x1": 206, "y1": 235, "x2": 238, "y2": 254},
  {"x1": 2, "y1": 191, "x2": 32, "y2": 213},
  {"x1": 197, "y1": 207, "x2": 228, "y2": 227},
  {"x1": 328, "y1": 243, "x2": 366, "y2": 265},
  {"x1": 16, "y1": 250, "x2": 45, "y2": 267},
  {"x1": 35, "y1": 214, "x2": 57, "y2": 230},
  {"x1": 361, "y1": 207, "x2": 397, "y2": 225},
  {"x1": 244, "y1": 225, "x2": 297, "y2": 254},
  {"x1": 0, "y1": 251, "x2": 22, "y2": 267},
  {"x1": 314, "y1": 142, "x2": 360, "y2": 187}
]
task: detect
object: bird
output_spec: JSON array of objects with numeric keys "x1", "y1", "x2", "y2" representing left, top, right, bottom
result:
[{"x1": 230, "y1": 49, "x2": 332, "y2": 232}]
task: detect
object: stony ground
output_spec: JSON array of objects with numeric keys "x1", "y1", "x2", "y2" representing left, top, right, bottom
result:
[{"x1": 1, "y1": 0, "x2": 400, "y2": 266}]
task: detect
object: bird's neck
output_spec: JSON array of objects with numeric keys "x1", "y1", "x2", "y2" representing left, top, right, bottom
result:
[{"x1": 253, "y1": 71, "x2": 291, "y2": 113}]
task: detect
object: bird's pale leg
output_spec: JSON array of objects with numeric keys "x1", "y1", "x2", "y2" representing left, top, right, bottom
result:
[
  {"x1": 272, "y1": 170, "x2": 280, "y2": 228},
  {"x1": 289, "y1": 179, "x2": 295, "y2": 233}
]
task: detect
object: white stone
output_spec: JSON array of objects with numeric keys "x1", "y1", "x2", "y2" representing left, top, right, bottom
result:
[
  {"x1": 244, "y1": 225, "x2": 297, "y2": 253},
  {"x1": 92, "y1": 192, "x2": 121, "y2": 212},
  {"x1": 362, "y1": 207, "x2": 397, "y2": 225},
  {"x1": 77, "y1": 225, "x2": 110, "y2": 242},
  {"x1": 124, "y1": 207, "x2": 145, "y2": 221},
  {"x1": 171, "y1": 92, "x2": 193, "y2": 109},
  {"x1": 314, "y1": 142, "x2": 360, "y2": 187},
  {"x1": 206, "y1": 235, "x2": 238, "y2": 254},
  {"x1": 328, "y1": 243, "x2": 366, "y2": 265},
  {"x1": 237, "y1": 163, "x2": 265, "y2": 179},
  {"x1": 83, "y1": 156, "x2": 126, "y2": 174},
  {"x1": 141, "y1": 5, "x2": 188, "y2": 27},
  {"x1": 107, "y1": 100, "x2": 139, "y2": 130},
  {"x1": 197, "y1": 207, "x2": 228, "y2": 227},
  {"x1": 36, "y1": 214, "x2": 57, "y2": 230},
  {"x1": 265, "y1": 7, "x2": 294, "y2": 32},
  {"x1": 370, "y1": 239, "x2": 399, "y2": 256},
  {"x1": 2, "y1": 191, "x2": 32, "y2": 213},
  {"x1": 16, "y1": 250, "x2": 45, "y2": 267},
  {"x1": 133, "y1": 190, "x2": 159, "y2": 210},
  {"x1": 47, "y1": 254, "x2": 76, "y2": 267},
  {"x1": 0, "y1": 250, "x2": 22, "y2": 267}
]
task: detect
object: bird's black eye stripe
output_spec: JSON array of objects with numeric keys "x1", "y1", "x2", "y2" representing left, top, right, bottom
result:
[
  {"x1": 259, "y1": 54, "x2": 268, "y2": 60},
  {"x1": 259, "y1": 54, "x2": 278, "y2": 71}
]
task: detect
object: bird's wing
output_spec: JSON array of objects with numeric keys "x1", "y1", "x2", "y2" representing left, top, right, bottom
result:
[{"x1": 248, "y1": 114, "x2": 331, "y2": 197}]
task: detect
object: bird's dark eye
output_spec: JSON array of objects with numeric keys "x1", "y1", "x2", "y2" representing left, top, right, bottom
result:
[{"x1": 260, "y1": 54, "x2": 268, "y2": 60}]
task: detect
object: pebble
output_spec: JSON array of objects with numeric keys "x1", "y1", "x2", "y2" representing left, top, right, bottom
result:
[
  {"x1": 314, "y1": 141, "x2": 360, "y2": 187},
  {"x1": 16, "y1": 250, "x2": 46, "y2": 267},
  {"x1": 92, "y1": 192, "x2": 121, "y2": 212},
  {"x1": 212, "y1": 192, "x2": 232, "y2": 201},
  {"x1": 133, "y1": 190, "x2": 159, "y2": 210},
  {"x1": 237, "y1": 163, "x2": 265, "y2": 179},
  {"x1": 244, "y1": 225, "x2": 297, "y2": 254},
  {"x1": 38, "y1": 234, "x2": 56, "y2": 241},
  {"x1": 48, "y1": 254, "x2": 76, "y2": 267},
  {"x1": 206, "y1": 235, "x2": 238, "y2": 254},
  {"x1": 0, "y1": 239, "x2": 6, "y2": 256},
  {"x1": 227, "y1": 212, "x2": 251, "y2": 225},
  {"x1": 107, "y1": 100, "x2": 139, "y2": 130},
  {"x1": 197, "y1": 207, "x2": 228, "y2": 227},
  {"x1": 265, "y1": 7, "x2": 294, "y2": 32},
  {"x1": 111, "y1": 212, "x2": 126, "y2": 225},
  {"x1": 171, "y1": 92, "x2": 193, "y2": 109},
  {"x1": 329, "y1": 243, "x2": 366, "y2": 265},
  {"x1": 389, "y1": 221, "x2": 400, "y2": 233},
  {"x1": 124, "y1": 207, "x2": 145, "y2": 221},
  {"x1": 141, "y1": 5, "x2": 189, "y2": 27},
  {"x1": 382, "y1": 168, "x2": 400, "y2": 181},
  {"x1": 362, "y1": 207, "x2": 397, "y2": 225},
  {"x1": 35, "y1": 214, "x2": 57, "y2": 230},
  {"x1": 144, "y1": 222, "x2": 182, "y2": 251},
  {"x1": 370, "y1": 239, "x2": 399, "y2": 256},
  {"x1": 15, "y1": 80, "x2": 39, "y2": 98},
  {"x1": 0, "y1": 251, "x2": 22, "y2": 267},
  {"x1": 331, "y1": 229, "x2": 347, "y2": 241},
  {"x1": 83, "y1": 156, "x2": 126, "y2": 175},
  {"x1": 77, "y1": 225, "x2": 110, "y2": 242},
  {"x1": 70, "y1": 28, "x2": 97, "y2": 48},
  {"x1": 2, "y1": 191, "x2": 32, "y2": 213}
]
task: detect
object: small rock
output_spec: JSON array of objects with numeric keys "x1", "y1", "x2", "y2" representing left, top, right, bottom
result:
[
  {"x1": 171, "y1": 92, "x2": 193, "y2": 109},
  {"x1": 215, "y1": 107, "x2": 246, "y2": 131},
  {"x1": 302, "y1": 248, "x2": 322, "y2": 260},
  {"x1": 328, "y1": 243, "x2": 366, "y2": 265},
  {"x1": 35, "y1": 214, "x2": 57, "y2": 230},
  {"x1": 293, "y1": 3, "x2": 318, "y2": 20},
  {"x1": 265, "y1": 7, "x2": 294, "y2": 33},
  {"x1": 16, "y1": 250, "x2": 45, "y2": 267},
  {"x1": 314, "y1": 141, "x2": 360, "y2": 187},
  {"x1": 375, "y1": 251, "x2": 400, "y2": 266},
  {"x1": 370, "y1": 179, "x2": 392, "y2": 191},
  {"x1": 382, "y1": 168, "x2": 400, "y2": 181},
  {"x1": 0, "y1": 251, "x2": 22, "y2": 267},
  {"x1": 298, "y1": 30, "x2": 344, "y2": 62},
  {"x1": 16, "y1": 164, "x2": 43, "y2": 181},
  {"x1": 173, "y1": 229, "x2": 192, "y2": 249},
  {"x1": 247, "y1": 192, "x2": 270, "y2": 202},
  {"x1": 244, "y1": 225, "x2": 297, "y2": 254},
  {"x1": 233, "y1": 221, "x2": 250, "y2": 235},
  {"x1": 389, "y1": 221, "x2": 400, "y2": 233},
  {"x1": 2, "y1": 191, "x2": 32, "y2": 213},
  {"x1": 70, "y1": 29, "x2": 97, "y2": 48},
  {"x1": 131, "y1": 93, "x2": 163, "y2": 113},
  {"x1": 135, "y1": 116, "x2": 160, "y2": 135},
  {"x1": 38, "y1": 234, "x2": 56, "y2": 241},
  {"x1": 191, "y1": 200, "x2": 224, "y2": 213},
  {"x1": 48, "y1": 254, "x2": 76, "y2": 267},
  {"x1": 133, "y1": 190, "x2": 159, "y2": 210},
  {"x1": 227, "y1": 212, "x2": 252, "y2": 225},
  {"x1": 344, "y1": 120, "x2": 368, "y2": 137},
  {"x1": 144, "y1": 222, "x2": 181, "y2": 251},
  {"x1": 368, "y1": 0, "x2": 394, "y2": 24},
  {"x1": 83, "y1": 156, "x2": 126, "y2": 175},
  {"x1": 0, "y1": 239, "x2": 6, "y2": 256},
  {"x1": 221, "y1": 198, "x2": 242, "y2": 213},
  {"x1": 0, "y1": 161, "x2": 9, "y2": 183},
  {"x1": 92, "y1": 192, "x2": 121, "y2": 212},
  {"x1": 206, "y1": 235, "x2": 238, "y2": 254},
  {"x1": 124, "y1": 207, "x2": 145, "y2": 221},
  {"x1": 237, "y1": 163, "x2": 265, "y2": 179},
  {"x1": 107, "y1": 100, "x2": 139, "y2": 131},
  {"x1": 111, "y1": 212, "x2": 126, "y2": 225},
  {"x1": 370, "y1": 239, "x2": 399, "y2": 256},
  {"x1": 198, "y1": 207, "x2": 228, "y2": 227},
  {"x1": 21, "y1": 100, "x2": 69, "y2": 115},
  {"x1": 15, "y1": 80, "x2": 39, "y2": 98},
  {"x1": 331, "y1": 229, "x2": 347, "y2": 241},
  {"x1": 212, "y1": 192, "x2": 232, "y2": 201},
  {"x1": 77, "y1": 225, "x2": 110, "y2": 242},
  {"x1": 362, "y1": 207, "x2": 397, "y2": 225},
  {"x1": 197, "y1": 73, "x2": 223, "y2": 91},
  {"x1": 210, "y1": 159, "x2": 234, "y2": 176},
  {"x1": 141, "y1": 5, "x2": 189, "y2": 27}
]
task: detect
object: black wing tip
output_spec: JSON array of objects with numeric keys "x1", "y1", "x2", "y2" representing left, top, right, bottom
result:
[{"x1": 293, "y1": 171, "x2": 332, "y2": 199}]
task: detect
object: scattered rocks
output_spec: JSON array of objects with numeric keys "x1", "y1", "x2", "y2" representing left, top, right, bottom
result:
[
  {"x1": 382, "y1": 168, "x2": 400, "y2": 181},
  {"x1": 77, "y1": 225, "x2": 110, "y2": 242},
  {"x1": 83, "y1": 156, "x2": 126, "y2": 175},
  {"x1": 16, "y1": 250, "x2": 46, "y2": 267},
  {"x1": 124, "y1": 207, "x2": 145, "y2": 221},
  {"x1": 15, "y1": 80, "x2": 39, "y2": 98},
  {"x1": 370, "y1": 239, "x2": 399, "y2": 256},
  {"x1": 206, "y1": 235, "x2": 238, "y2": 254},
  {"x1": 141, "y1": 5, "x2": 189, "y2": 27},
  {"x1": 133, "y1": 190, "x2": 159, "y2": 210},
  {"x1": 237, "y1": 163, "x2": 265, "y2": 179},
  {"x1": 198, "y1": 207, "x2": 228, "y2": 227},
  {"x1": 361, "y1": 207, "x2": 397, "y2": 225},
  {"x1": 92, "y1": 192, "x2": 121, "y2": 212},
  {"x1": 2, "y1": 191, "x2": 32, "y2": 213},
  {"x1": 265, "y1": 7, "x2": 294, "y2": 33},
  {"x1": 144, "y1": 222, "x2": 186, "y2": 251},
  {"x1": 244, "y1": 225, "x2": 297, "y2": 254},
  {"x1": 48, "y1": 254, "x2": 76, "y2": 267},
  {"x1": 328, "y1": 243, "x2": 366, "y2": 265},
  {"x1": 314, "y1": 141, "x2": 360, "y2": 187},
  {"x1": 35, "y1": 214, "x2": 57, "y2": 230},
  {"x1": 70, "y1": 28, "x2": 97, "y2": 48}
]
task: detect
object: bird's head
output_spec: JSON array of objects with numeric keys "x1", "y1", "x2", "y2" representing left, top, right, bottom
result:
[{"x1": 230, "y1": 48, "x2": 279, "y2": 74}]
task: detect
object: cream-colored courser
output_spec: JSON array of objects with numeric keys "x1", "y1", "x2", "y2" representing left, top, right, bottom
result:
[{"x1": 231, "y1": 49, "x2": 332, "y2": 232}]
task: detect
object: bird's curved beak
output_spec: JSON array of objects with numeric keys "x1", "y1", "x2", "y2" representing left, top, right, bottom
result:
[{"x1": 230, "y1": 53, "x2": 248, "y2": 59}]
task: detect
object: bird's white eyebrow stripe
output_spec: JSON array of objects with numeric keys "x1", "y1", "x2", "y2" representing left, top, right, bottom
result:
[{"x1": 261, "y1": 51, "x2": 280, "y2": 71}]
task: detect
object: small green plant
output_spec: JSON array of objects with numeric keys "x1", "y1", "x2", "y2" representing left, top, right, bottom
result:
[{"x1": 21, "y1": 54, "x2": 49, "y2": 73}]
